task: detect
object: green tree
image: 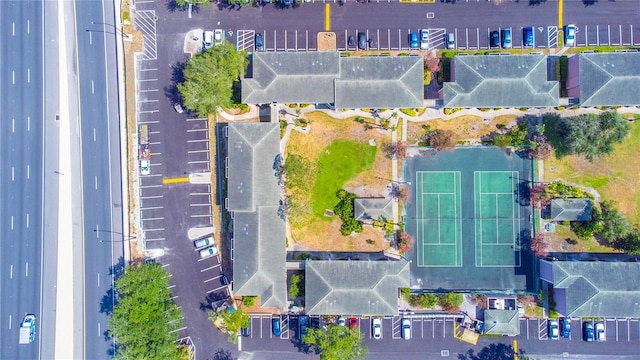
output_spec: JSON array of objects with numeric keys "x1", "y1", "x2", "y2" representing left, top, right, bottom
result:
[
  {"x1": 612, "y1": 226, "x2": 640, "y2": 254},
  {"x1": 213, "y1": 307, "x2": 250, "y2": 344},
  {"x1": 242, "y1": 296, "x2": 258, "y2": 307},
  {"x1": 289, "y1": 273, "x2": 305, "y2": 299},
  {"x1": 108, "y1": 263, "x2": 183, "y2": 360},
  {"x1": 303, "y1": 325, "x2": 368, "y2": 360},
  {"x1": 174, "y1": 0, "x2": 211, "y2": 7},
  {"x1": 598, "y1": 200, "x2": 630, "y2": 243},
  {"x1": 420, "y1": 293, "x2": 438, "y2": 308},
  {"x1": 178, "y1": 43, "x2": 248, "y2": 117},
  {"x1": 570, "y1": 206, "x2": 603, "y2": 240},
  {"x1": 438, "y1": 292, "x2": 464, "y2": 312},
  {"x1": 557, "y1": 112, "x2": 629, "y2": 160}
]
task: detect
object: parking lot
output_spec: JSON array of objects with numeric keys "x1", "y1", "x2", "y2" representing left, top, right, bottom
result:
[
  {"x1": 235, "y1": 23, "x2": 640, "y2": 53},
  {"x1": 524, "y1": 317, "x2": 639, "y2": 343}
]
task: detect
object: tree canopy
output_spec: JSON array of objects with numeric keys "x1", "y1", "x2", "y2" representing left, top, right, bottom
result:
[
  {"x1": 211, "y1": 307, "x2": 250, "y2": 344},
  {"x1": 108, "y1": 263, "x2": 184, "y2": 360},
  {"x1": 303, "y1": 325, "x2": 368, "y2": 360},
  {"x1": 178, "y1": 43, "x2": 248, "y2": 117},
  {"x1": 548, "y1": 111, "x2": 629, "y2": 160}
]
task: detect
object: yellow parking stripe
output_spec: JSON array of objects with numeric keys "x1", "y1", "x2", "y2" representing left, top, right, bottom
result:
[
  {"x1": 162, "y1": 177, "x2": 189, "y2": 184},
  {"x1": 558, "y1": 0, "x2": 563, "y2": 29},
  {"x1": 325, "y1": 4, "x2": 330, "y2": 31}
]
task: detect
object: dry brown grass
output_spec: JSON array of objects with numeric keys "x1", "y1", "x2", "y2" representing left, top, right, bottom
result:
[
  {"x1": 406, "y1": 115, "x2": 517, "y2": 144},
  {"x1": 286, "y1": 111, "x2": 393, "y2": 252},
  {"x1": 317, "y1": 32, "x2": 336, "y2": 52}
]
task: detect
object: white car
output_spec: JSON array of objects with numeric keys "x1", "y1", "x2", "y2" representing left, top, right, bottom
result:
[
  {"x1": 402, "y1": 318, "x2": 411, "y2": 340},
  {"x1": 194, "y1": 236, "x2": 213, "y2": 249},
  {"x1": 372, "y1": 318, "x2": 382, "y2": 339},
  {"x1": 564, "y1": 24, "x2": 576, "y2": 46},
  {"x1": 420, "y1": 29, "x2": 429, "y2": 50},
  {"x1": 199, "y1": 245, "x2": 218, "y2": 259},
  {"x1": 203, "y1": 30, "x2": 214, "y2": 49},
  {"x1": 140, "y1": 159, "x2": 150, "y2": 175},
  {"x1": 595, "y1": 322, "x2": 605, "y2": 341},
  {"x1": 337, "y1": 317, "x2": 346, "y2": 326},
  {"x1": 214, "y1": 29, "x2": 224, "y2": 45}
]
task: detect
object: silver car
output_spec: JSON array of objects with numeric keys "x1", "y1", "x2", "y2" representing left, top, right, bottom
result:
[{"x1": 194, "y1": 236, "x2": 213, "y2": 249}]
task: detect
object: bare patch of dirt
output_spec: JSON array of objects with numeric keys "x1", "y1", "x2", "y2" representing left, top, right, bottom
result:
[
  {"x1": 406, "y1": 115, "x2": 517, "y2": 144},
  {"x1": 317, "y1": 32, "x2": 336, "y2": 52}
]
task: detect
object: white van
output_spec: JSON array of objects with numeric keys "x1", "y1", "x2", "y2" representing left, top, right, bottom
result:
[
  {"x1": 203, "y1": 31, "x2": 214, "y2": 49},
  {"x1": 402, "y1": 318, "x2": 411, "y2": 340},
  {"x1": 446, "y1": 33, "x2": 455, "y2": 49}
]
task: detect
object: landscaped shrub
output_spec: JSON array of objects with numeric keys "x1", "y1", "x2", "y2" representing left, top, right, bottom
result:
[
  {"x1": 438, "y1": 292, "x2": 464, "y2": 313},
  {"x1": 530, "y1": 234, "x2": 549, "y2": 258},
  {"x1": 444, "y1": 108, "x2": 452, "y2": 115},
  {"x1": 242, "y1": 296, "x2": 258, "y2": 307},
  {"x1": 398, "y1": 232, "x2": 414, "y2": 253},
  {"x1": 289, "y1": 274, "x2": 305, "y2": 299},
  {"x1": 518, "y1": 107, "x2": 529, "y2": 111},
  {"x1": 340, "y1": 52, "x2": 350, "y2": 57},
  {"x1": 333, "y1": 190, "x2": 363, "y2": 236},
  {"x1": 492, "y1": 134, "x2": 512, "y2": 147},
  {"x1": 400, "y1": 108, "x2": 417, "y2": 117},
  {"x1": 479, "y1": 108, "x2": 490, "y2": 112}
]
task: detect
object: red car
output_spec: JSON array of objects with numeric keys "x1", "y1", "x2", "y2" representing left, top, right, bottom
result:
[{"x1": 348, "y1": 317, "x2": 358, "y2": 329}]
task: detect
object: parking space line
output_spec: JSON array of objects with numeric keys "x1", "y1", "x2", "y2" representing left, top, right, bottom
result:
[
  {"x1": 187, "y1": 128, "x2": 208, "y2": 133},
  {"x1": 190, "y1": 203, "x2": 211, "y2": 207},
  {"x1": 201, "y1": 264, "x2": 221, "y2": 272},
  {"x1": 141, "y1": 206, "x2": 163, "y2": 211},
  {"x1": 187, "y1": 139, "x2": 209, "y2": 143},
  {"x1": 186, "y1": 118, "x2": 207, "y2": 122},
  {"x1": 141, "y1": 195, "x2": 163, "y2": 199},
  {"x1": 162, "y1": 177, "x2": 189, "y2": 184},
  {"x1": 139, "y1": 110, "x2": 159, "y2": 114},
  {"x1": 140, "y1": 184, "x2": 163, "y2": 188},
  {"x1": 206, "y1": 285, "x2": 228, "y2": 294},
  {"x1": 139, "y1": 89, "x2": 159, "y2": 93},
  {"x1": 142, "y1": 217, "x2": 165, "y2": 221},
  {"x1": 137, "y1": 120, "x2": 159, "y2": 124},
  {"x1": 204, "y1": 275, "x2": 222, "y2": 283},
  {"x1": 143, "y1": 227, "x2": 165, "y2": 232},
  {"x1": 188, "y1": 150, "x2": 210, "y2": 154},
  {"x1": 144, "y1": 237, "x2": 165, "y2": 242}
]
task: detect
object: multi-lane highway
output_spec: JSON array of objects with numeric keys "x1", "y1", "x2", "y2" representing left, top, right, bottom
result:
[
  {"x1": 73, "y1": 0, "x2": 125, "y2": 358},
  {"x1": 0, "y1": 0, "x2": 50, "y2": 358}
]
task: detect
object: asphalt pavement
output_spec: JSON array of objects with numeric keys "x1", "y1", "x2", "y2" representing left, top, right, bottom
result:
[
  {"x1": 0, "y1": 1, "x2": 49, "y2": 358},
  {"x1": 73, "y1": 0, "x2": 126, "y2": 358}
]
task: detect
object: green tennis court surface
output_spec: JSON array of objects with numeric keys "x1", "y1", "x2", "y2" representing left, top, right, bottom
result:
[
  {"x1": 474, "y1": 171, "x2": 521, "y2": 267},
  {"x1": 416, "y1": 171, "x2": 462, "y2": 267}
]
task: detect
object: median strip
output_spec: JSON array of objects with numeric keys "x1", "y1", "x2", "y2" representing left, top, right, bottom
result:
[{"x1": 162, "y1": 177, "x2": 189, "y2": 184}]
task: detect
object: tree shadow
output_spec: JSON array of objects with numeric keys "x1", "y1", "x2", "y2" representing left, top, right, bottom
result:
[
  {"x1": 583, "y1": 0, "x2": 598, "y2": 6},
  {"x1": 164, "y1": 62, "x2": 186, "y2": 107},
  {"x1": 458, "y1": 343, "x2": 521, "y2": 360},
  {"x1": 529, "y1": 0, "x2": 547, "y2": 6},
  {"x1": 166, "y1": 0, "x2": 186, "y2": 12},
  {"x1": 212, "y1": 348, "x2": 234, "y2": 360}
]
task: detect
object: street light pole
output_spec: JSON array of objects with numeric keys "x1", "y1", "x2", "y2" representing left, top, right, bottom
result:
[
  {"x1": 93, "y1": 229, "x2": 136, "y2": 243},
  {"x1": 89, "y1": 21, "x2": 131, "y2": 40}
]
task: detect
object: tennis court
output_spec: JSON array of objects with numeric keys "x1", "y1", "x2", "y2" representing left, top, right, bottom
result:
[
  {"x1": 474, "y1": 171, "x2": 521, "y2": 267},
  {"x1": 416, "y1": 171, "x2": 462, "y2": 267}
]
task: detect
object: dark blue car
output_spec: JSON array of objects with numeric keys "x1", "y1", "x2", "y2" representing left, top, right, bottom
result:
[
  {"x1": 523, "y1": 27, "x2": 533, "y2": 47},
  {"x1": 561, "y1": 318, "x2": 571, "y2": 338},
  {"x1": 272, "y1": 317, "x2": 281, "y2": 337}
]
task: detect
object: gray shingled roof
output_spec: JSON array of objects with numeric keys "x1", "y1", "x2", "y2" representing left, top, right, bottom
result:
[
  {"x1": 227, "y1": 122, "x2": 287, "y2": 309},
  {"x1": 443, "y1": 54, "x2": 559, "y2": 108},
  {"x1": 484, "y1": 310, "x2": 520, "y2": 336},
  {"x1": 305, "y1": 260, "x2": 410, "y2": 316},
  {"x1": 579, "y1": 52, "x2": 640, "y2": 107},
  {"x1": 354, "y1": 198, "x2": 393, "y2": 221},
  {"x1": 227, "y1": 123, "x2": 281, "y2": 212},
  {"x1": 550, "y1": 261, "x2": 640, "y2": 318},
  {"x1": 242, "y1": 52, "x2": 424, "y2": 108},
  {"x1": 550, "y1": 198, "x2": 592, "y2": 221}
]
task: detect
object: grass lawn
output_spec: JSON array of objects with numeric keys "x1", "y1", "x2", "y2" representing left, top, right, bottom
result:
[
  {"x1": 311, "y1": 140, "x2": 377, "y2": 218},
  {"x1": 544, "y1": 117, "x2": 640, "y2": 224}
]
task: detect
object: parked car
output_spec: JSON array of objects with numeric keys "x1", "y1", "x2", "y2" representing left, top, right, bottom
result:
[
  {"x1": 299, "y1": 315, "x2": 309, "y2": 339},
  {"x1": 311, "y1": 317, "x2": 321, "y2": 329},
  {"x1": 523, "y1": 26, "x2": 534, "y2": 47},
  {"x1": 564, "y1": 24, "x2": 576, "y2": 46},
  {"x1": 548, "y1": 319, "x2": 559, "y2": 340},
  {"x1": 583, "y1": 321, "x2": 594, "y2": 342},
  {"x1": 358, "y1": 32, "x2": 367, "y2": 50},
  {"x1": 140, "y1": 159, "x2": 150, "y2": 175},
  {"x1": 199, "y1": 246, "x2": 218, "y2": 259},
  {"x1": 255, "y1": 33, "x2": 263, "y2": 51},
  {"x1": 173, "y1": 103, "x2": 184, "y2": 113},
  {"x1": 194, "y1": 236, "x2": 213, "y2": 249},
  {"x1": 203, "y1": 30, "x2": 214, "y2": 49},
  {"x1": 420, "y1": 29, "x2": 429, "y2": 50},
  {"x1": 214, "y1": 29, "x2": 224, "y2": 45},
  {"x1": 445, "y1": 32, "x2": 455, "y2": 49},
  {"x1": 409, "y1": 32, "x2": 419, "y2": 49},
  {"x1": 272, "y1": 317, "x2": 281, "y2": 336},
  {"x1": 283, "y1": 0, "x2": 292, "y2": 6},
  {"x1": 241, "y1": 327, "x2": 250, "y2": 337},
  {"x1": 349, "y1": 317, "x2": 358, "y2": 329},
  {"x1": 501, "y1": 28, "x2": 512, "y2": 49},
  {"x1": 372, "y1": 318, "x2": 382, "y2": 339},
  {"x1": 337, "y1": 317, "x2": 346, "y2": 326},
  {"x1": 490, "y1": 31, "x2": 500, "y2": 48},
  {"x1": 402, "y1": 318, "x2": 411, "y2": 340},
  {"x1": 595, "y1": 322, "x2": 605, "y2": 341},
  {"x1": 561, "y1": 318, "x2": 571, "y2": 338}
]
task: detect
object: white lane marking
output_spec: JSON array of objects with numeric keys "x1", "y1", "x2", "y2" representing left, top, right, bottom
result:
[
  {"x1": 91, "y1": 80, "x2": 94, "y2": 94},
  {"x1": 25, "y1": 262, "x2": 29, "y2": 277},
  {"x1": 98, "y1": 323, "x2": 101, "y2": 336},
  {"x1": 27, "y1": 20, "x2": 30, "y2": 34},
  {"x1": 27, "y1": 68, "x2": 30, "y2": 83},
  {"x1": 98, "y1": 273, "x2": 100, "y2": 287},
  {"x1": 10, "y1": 265, "x2": 13, "y2": 279},
  {"x1": 95, "y1": 176, "x2": 98, "y2": 189},
  {"x1": 27, "y1": 165, "x2": 30, "y2": 179},
  {"x1": 27, "y1": 117, "x2": 30, "y2": 131},
  {"x1": 93, "y1": 128, "x2": 97, "y2": 142},
  {"x1": 10, "y1": 216, "x2": 13, "y2": 229},
  {"x1": 9, "y1": 315, "x2": 11, "y2": 329},
  {"x1": 89, "y1": 31, "x2": 92, "y2": 45},
  {"x1": 26, "y1": 213, "x2": 29, "y2": 228},
  {"x1": 12, "y1": 118, "x2": 14, "y2": 132},
  {"x1": 200, "y1": 264, "x2": 221, "y2": 272},
  {"x1": 11, "y1": 167, "x2": 14, "y2": 181},
  {"x1": 12, "y1": 71, "x2": 15, "y2": 84},
  {"x1": 96, "y1": 224, "x2": 99, "y2": 238},
  {"x1": 187, "y1": 139, "x2": 209, "y2": 143},
  {"x1": 12, "y1": 22, "x2": 15, "y2": 36}
]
